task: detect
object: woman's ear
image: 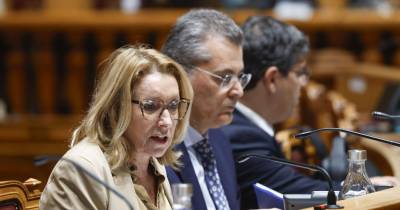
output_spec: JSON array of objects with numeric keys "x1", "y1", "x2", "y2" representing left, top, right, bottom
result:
[{"x1": 263, "y1": 66, "x2": 279, "y2": 93}]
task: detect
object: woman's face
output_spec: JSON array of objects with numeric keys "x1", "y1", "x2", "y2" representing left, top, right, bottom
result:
[{"x1": 125, "y1": 71, "x2": 180, "y2": 159}]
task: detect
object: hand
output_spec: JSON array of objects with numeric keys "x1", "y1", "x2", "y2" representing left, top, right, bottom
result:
[{"x1": 371, "y1": 176, "x2": 400, "y2": 186}]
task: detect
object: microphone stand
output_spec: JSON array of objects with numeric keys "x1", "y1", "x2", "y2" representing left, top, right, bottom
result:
[
  {"x1": 238, "y1": 154, "x2": 343, "y2": 209},
  {"x1": 372, "y1": 111, "x2": 400, "y2": 120},
  {"x1": 294, "y1": 128, "x2": 400, "y2": 147}
]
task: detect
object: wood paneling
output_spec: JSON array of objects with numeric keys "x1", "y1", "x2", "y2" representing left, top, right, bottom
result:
[
  {"x1": 0, "y1": 115, "x2": 80, "y2": 188},
  {"x1": 302, "y1": 186, "x2": 400, "y2": 210}
]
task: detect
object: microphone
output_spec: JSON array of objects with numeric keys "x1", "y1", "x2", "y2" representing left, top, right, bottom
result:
[
  {"x1": 34, "y1": 155, "x2": 135, "y2": 210},
  {"x1": 238, "y1": 154, "x2": 343, "y2": 209},
  {"x1": 372, "y1": 111, "x2": 400, "y2": 120},
  {"x1": 294, "y1": 127, "x2": 400, "y2": 147}
]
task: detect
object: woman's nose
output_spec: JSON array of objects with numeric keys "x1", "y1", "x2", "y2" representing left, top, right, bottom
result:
[{"x1": 158, "y1": 109, "x2": 173, "y2": 127}]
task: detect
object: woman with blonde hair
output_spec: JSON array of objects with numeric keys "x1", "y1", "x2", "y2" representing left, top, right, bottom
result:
[{"x1": 40, "y1": 45, "x2": 193, "y2": 210}]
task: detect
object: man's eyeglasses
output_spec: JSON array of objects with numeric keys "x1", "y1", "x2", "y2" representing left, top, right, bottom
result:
[
  {"x1": 132, "y1": 98, "x2": 190, "y2": 121},
  {"x1": 193, "y1": 67, "x2": 252, "y2": 90},
  {"x1": 292, "y1": 66, "x2": 311, "y2": 78},
  {"x1": 292, "y1": 66, "x2": 311, "y2": 85}
]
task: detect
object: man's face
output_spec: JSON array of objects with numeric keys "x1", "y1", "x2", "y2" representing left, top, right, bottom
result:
[
  {"x1": 275, "y1": 60, "x2": 309, "y2": 122},
  {"x1": 189, "y1": 36, "x2": 244, "y2": 134}
]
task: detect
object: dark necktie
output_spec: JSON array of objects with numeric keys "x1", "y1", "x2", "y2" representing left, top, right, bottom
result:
[{"x1": 192, "y1": 138, "x2": 230, "y2": 210}]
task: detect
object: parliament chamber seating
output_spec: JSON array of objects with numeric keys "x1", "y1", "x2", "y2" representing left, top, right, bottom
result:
[
  {"x1": 0, "y1": 178, "x2": 41, "y2": 210},
  {"x1": 276, "y1": 48, "x2": 400, "y2": 178},
  {"x1": 1, "y1": 7, "x2": 400, "y2": 189}
]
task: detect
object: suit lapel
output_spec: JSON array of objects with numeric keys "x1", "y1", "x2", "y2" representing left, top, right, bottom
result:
[
  {"x1": 175, "y1": 143, "x2": 207, "y2": 210},
  {"x1": 209, "y1": 129, "x2": 236, "y2": 209}
]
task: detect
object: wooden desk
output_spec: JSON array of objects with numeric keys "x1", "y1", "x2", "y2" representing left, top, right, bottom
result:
[
  {"x1": 359, "y1": 133, "x2": 400, "y2": 178},
  {"x1": 302, "y1": 187, "x2": 400, "y2": 210}
]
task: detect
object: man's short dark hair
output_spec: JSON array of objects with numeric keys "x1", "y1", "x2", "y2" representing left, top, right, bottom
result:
[
  {"x1": 162, "y1": 9, "x2": 243, "y2": 71},
  {"x1": 242, "y1": 16, "x2": 309, "y2": 90}
]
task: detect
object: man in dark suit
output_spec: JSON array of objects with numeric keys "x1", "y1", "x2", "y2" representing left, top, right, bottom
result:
[
  {"x1": 220, "y1": 15, "x2": 330, "y2": 210},
  {"x1": 221, "y1": 16, "x2": 400, "y2": 210},
  {"x1": 162, "y1": 9, "x2": 252, "y2": 210}
]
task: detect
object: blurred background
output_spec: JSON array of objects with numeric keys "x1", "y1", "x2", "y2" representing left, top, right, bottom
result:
[{"x1": 1, "y1": 0, "x2": 400, "y2": 191}]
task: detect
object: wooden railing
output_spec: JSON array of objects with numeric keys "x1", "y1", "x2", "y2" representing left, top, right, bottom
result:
[
  {"x1": 1, "y1": 8, "x2": 400, "y2": 114},
  {"x1": 0, "y1": 9, "x2": 188, "y2": 114}
]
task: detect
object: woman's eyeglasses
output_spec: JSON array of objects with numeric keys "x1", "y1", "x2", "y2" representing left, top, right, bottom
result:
[{"x1": 132, "y1": 98, "x2": 190, "y2": 121}]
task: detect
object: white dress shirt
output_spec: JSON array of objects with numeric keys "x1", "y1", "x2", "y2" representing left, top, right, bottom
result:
[{"x1": 184, "y1": 126, "x2": 217, "y2": 210}]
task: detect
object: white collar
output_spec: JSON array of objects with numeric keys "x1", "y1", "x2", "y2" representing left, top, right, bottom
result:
[
  {"x1": 184, "y1": 126, "x2": 208, "y2": 148},
  {"x1": 236, "y1": 102, "x2": 275, "y2": 136}
]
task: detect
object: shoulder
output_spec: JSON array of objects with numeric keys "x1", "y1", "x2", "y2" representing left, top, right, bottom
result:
[
  {"x1": 40, "y1": 139, "x2": 112, "y2": 209},
  {"x1": 220, "y1": 115, "x2": 278, "y2": 157},
  {"x1": 222, "y1": 111, "x2": 266, "y2": 138},
  {"x1": 221, "y1": 118, "x2": 274, "y2": 145},
  {"x1": 45, "y1": 138, "x2": 115, "y2": 195},
  {"x1": 65, "y1": 138, "x2": 107, "y2": 164},
  {"x1": 49, "y1": 138, "x2": 111, "y2": 184}
]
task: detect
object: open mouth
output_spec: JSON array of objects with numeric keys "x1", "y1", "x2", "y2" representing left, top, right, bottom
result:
[{"x1": 150, "y1": 136, "x2": 168, "y2": 144}]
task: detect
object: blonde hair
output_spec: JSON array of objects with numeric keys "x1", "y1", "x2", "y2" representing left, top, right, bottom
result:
[{"x1": 71, "y1": 45, "x2": 193, "y2": 171}]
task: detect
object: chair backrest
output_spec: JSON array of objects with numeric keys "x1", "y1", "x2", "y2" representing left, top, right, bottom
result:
[
  {"x1": 0, "y1": 199, "x2": 21, "y2": 210},
  {"x1": 0, "y1": 178, "x2": 41, "y2": 210},
  {"x1": 277, "y1": 81, "x2": 360, "y2": 165}
]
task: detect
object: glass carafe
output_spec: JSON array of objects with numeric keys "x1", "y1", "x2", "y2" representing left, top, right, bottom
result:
[
  {"x1": 341, "y1": 149, "x2": 375, "y2": 199},
  {"x1": 172, "y1": 183, "x2": 193, "y2": 210}
]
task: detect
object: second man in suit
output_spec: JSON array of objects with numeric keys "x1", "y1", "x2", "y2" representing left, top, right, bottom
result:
[
  {"x1": 221, "y1": 16, "x2": 336, "y2": 210},
  {"x1": 162, "y1": 9, "x2": 252, "y2": 210}
]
